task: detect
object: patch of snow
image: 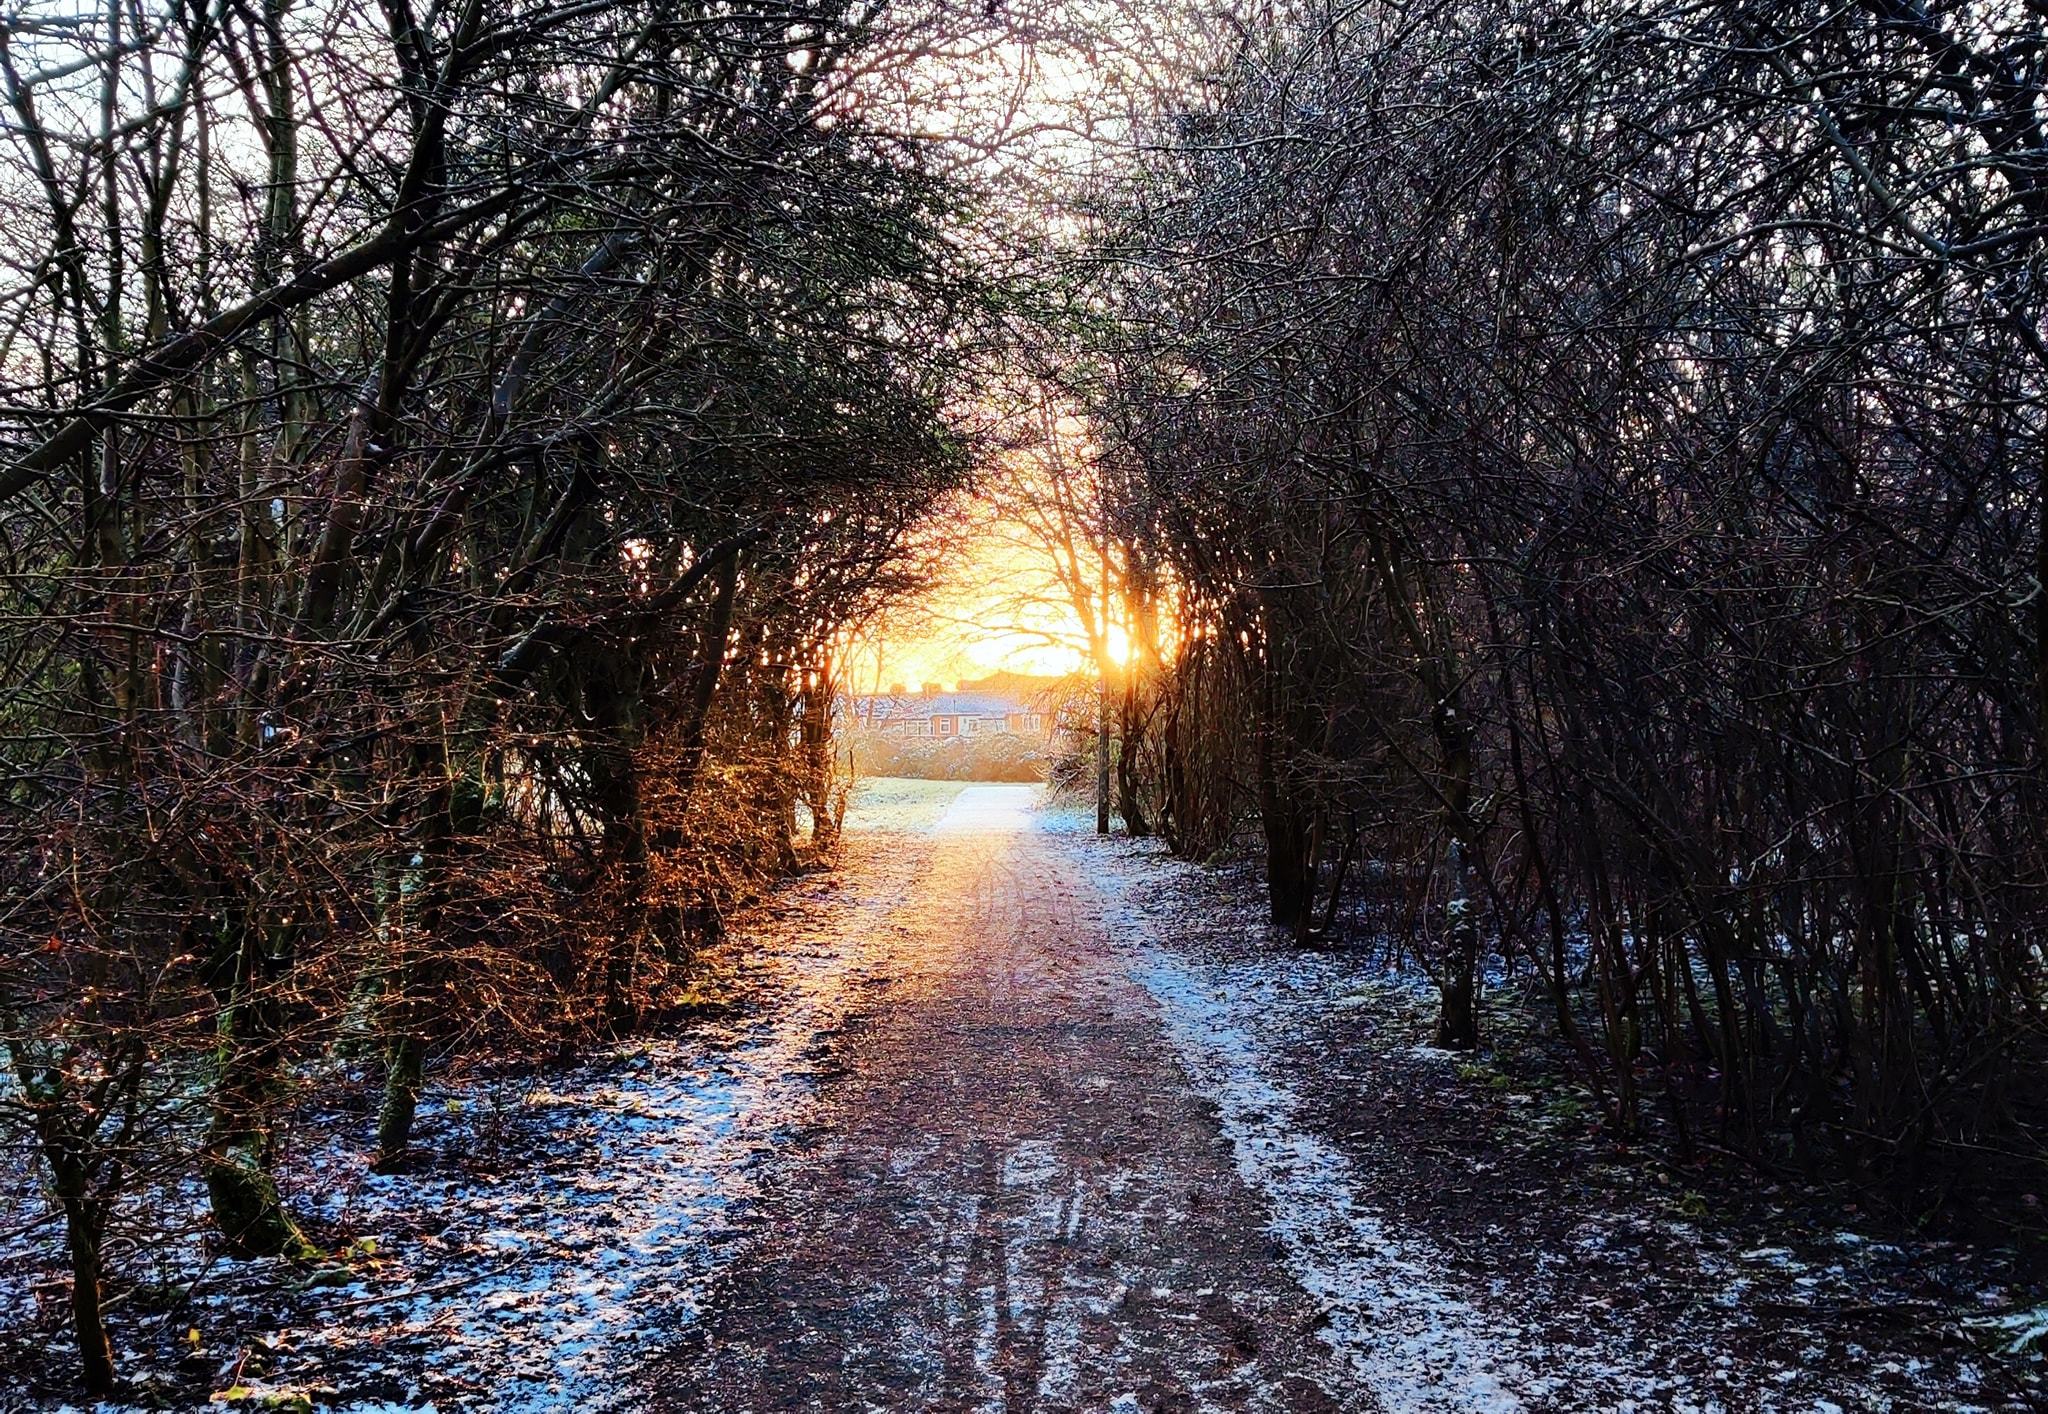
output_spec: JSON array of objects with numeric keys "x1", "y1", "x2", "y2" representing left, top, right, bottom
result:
[
  {"x1": 1000, "y1": 1139, "x2": 1061, "y2": 1188},
  {"x1": 4, "y1": 836, "x2": 930, "y2": 1412},
  {"x1": 933, "y1": 784, "x2": 1039, "y2": 834},
  {"x1": 1075, "y1": 834, "x2": 2012, "y2": 1414},
  {"x1": 1124, "y1": 941, "x2": 1543, "y2": 1412},
  {"x1": 354, "y1": 908, "x2": 899, "y2": 1413}
]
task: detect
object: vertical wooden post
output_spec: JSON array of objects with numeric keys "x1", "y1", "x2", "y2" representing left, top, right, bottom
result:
[
  {"x1": 1097, "y1": 529, "x2": 1112, "y2": 834},
  {"x1": 1095, "y1": 678, "x2": 1111, "y2": 835}
]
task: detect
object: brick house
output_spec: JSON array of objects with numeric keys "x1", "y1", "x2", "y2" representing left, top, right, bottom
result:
[{"x1": 846, "y1": 687, "x2": 1049, "y2": 740}]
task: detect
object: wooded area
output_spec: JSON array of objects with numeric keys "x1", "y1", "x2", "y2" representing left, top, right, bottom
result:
[
  {"x1": 0, "y1": 0, "x2": 985, "y2": 1390},
  {"x1": 3, "y1": 0, "x2": 2045, "y2": 1399},
  {"x1": 1067, "y1": 0, "x2": 2048, "y2": 1221}
]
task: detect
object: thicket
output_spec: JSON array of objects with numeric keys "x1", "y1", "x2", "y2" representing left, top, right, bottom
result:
[
  {"x1": 0, "y1": 0, "x2": 981, "y2": 1390},
  {"x1": 1074, "y1": 0, "x2": 2048, "y2": 1213}
]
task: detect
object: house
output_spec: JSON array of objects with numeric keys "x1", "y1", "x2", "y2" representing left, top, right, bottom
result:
[{"x1": 846, "y1": 683, "x2": 1050, "y2": 740}]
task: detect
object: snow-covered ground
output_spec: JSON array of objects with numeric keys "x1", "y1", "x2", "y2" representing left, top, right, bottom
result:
[
  {"x1": 3, "y1": 784, "x2": 957, "y2": 1414},
  {"x1": 286, "y1": 909, "x2": 891, "y2": 1414},
  {"x1": 6, "y1": 786, "x2": 2039, "y2": 1412},
  {"x1": 1129, "y1": 943, "x2": 1540, "y2": 1413},
  {"x1": 1089, "y1": 832, "x2": 2036, "y2": 1414}
]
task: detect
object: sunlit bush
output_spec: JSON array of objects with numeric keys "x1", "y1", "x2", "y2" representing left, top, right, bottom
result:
[{"x1": 847, "y1": 728, "x2": 1044, "y2": 782}]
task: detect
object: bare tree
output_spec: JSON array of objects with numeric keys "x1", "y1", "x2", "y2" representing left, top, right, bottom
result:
[{"x1": 1070, "y1": 0, "x2": 2047, "y2": 1196}]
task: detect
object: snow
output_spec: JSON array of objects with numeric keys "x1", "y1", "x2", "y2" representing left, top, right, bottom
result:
[
  {"x1": 4, "y1": 806, "x2": 938, "y2": 1413},
  {"x1": 1124, "y1": 942, "x2": 1537, "y2": 1413},
  {"x1": 280, "y1": 873, "x2": 901, "y2": 1411},
  {"x1": 1083, "y1": 833, "x2": 2038, "y2": 1414},
  {"x1": 1969, "y1": 1303, "x2": 2048, "y2": 1357},
  {"x1": 8, "y1": 791, "x2": 2038, "y2": 1412},
  {"x1": 931, "y1": 784, "x2": 1038, "y2": 834},
  {"x1": 291, "y1": 848, "x2": 929, "y2": 1410}
]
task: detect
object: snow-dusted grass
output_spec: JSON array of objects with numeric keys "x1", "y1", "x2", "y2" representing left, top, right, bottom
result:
[
  {"x1": 842, "y1": 775, "x2": 973, "y2": 833},
  {"x1": 1107, "y1": 906, "x2": 1805, "y2": 1412},
  {"x1": 1089, "y1": 835, "x2": 2030, "y2": 1414},
  {"x1": 1126, "y1": 942, "x2": 1538, "y2": 1413},
  {"x1": 11, "y1": 803, "x2": 2031, "y2": 1413},
  {"x1": 932, "y1": 784, "x2": 1038, "y2": 833},
  {"x1": 292, "y1": 948, "x2": 881, "y2": 1414},
  {"x1": 4, "y1": 836, "x2": 935, "y2": 1413}
]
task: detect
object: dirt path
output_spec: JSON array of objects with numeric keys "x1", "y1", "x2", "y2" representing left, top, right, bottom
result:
[
  {"x1": 655, "y1": 786, "x2": 1373, "y2": 1413},
  {"x1": 6, "y1": 782, "x2": 2028, "y2": 1410},
  {"x1": 650, "y1": 787, "x2": 2036, "y2": 1414}
]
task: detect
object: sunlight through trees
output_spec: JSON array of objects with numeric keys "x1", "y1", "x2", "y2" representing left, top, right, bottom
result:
[{"x1": 3, "y1": 0, "x2": 2046, "y2": 1399}]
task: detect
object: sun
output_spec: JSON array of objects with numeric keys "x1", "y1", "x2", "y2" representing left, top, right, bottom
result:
[{"x1": 1103, "y1": 621, "x2": 1133, "y2": 667}]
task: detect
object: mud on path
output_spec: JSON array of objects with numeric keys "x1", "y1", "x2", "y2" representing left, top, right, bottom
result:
[{"x1": 656, "y1": 786, "x2": 1364, "y2": 1413}]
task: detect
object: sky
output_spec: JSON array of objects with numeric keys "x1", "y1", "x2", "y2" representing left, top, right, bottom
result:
[
  {"x1": 846, "y1": 522, "x2": 1090, "y2": 693},
  {"x1": 840, "y1": 0, "x2": 1218, "y2": 697}
]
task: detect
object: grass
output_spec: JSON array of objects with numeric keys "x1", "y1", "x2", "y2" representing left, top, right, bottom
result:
[{"x1": 842, "y1": 776, "x2": 976, "y2": 833}]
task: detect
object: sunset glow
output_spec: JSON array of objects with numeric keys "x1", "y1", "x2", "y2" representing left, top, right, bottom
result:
[{"x1": 846, "y1": 522, "x2": 1093, "y2": 692}]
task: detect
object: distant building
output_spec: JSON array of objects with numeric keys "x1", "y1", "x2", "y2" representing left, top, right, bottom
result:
[{"x1": 845, "y1": 679, "x2": 1051, "y2": 740}]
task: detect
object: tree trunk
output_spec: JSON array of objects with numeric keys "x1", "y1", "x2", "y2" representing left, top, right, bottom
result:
[
  {"x1": 1262, "y1": 801, "x2": 1315, "y2": 935},
  {"x1": 1254, "y1": 684, "x2": 1313, "y2": 930},
  {"x1": 205, "y1": 920, "x2": 318, "y2": 1260},
  {"x1": 376, "y1": 1032, "x2": 426, "y2": 1166},
  {"x1": 1116, "y1": 673, "x2": 1150, "y2": 837},
  {"x1": 56, "y1": 1180, "x2": 116, "y2": 1395},
  {"x1": 800, "y1": 667, "x2": 838, "y2": 850},
  {"x1": 1435, "y1": 840, "x2": 1481, "y2": 1049},
  {"x1": 373, "y1": 739, "x2": 455, "y2": 1169}
]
